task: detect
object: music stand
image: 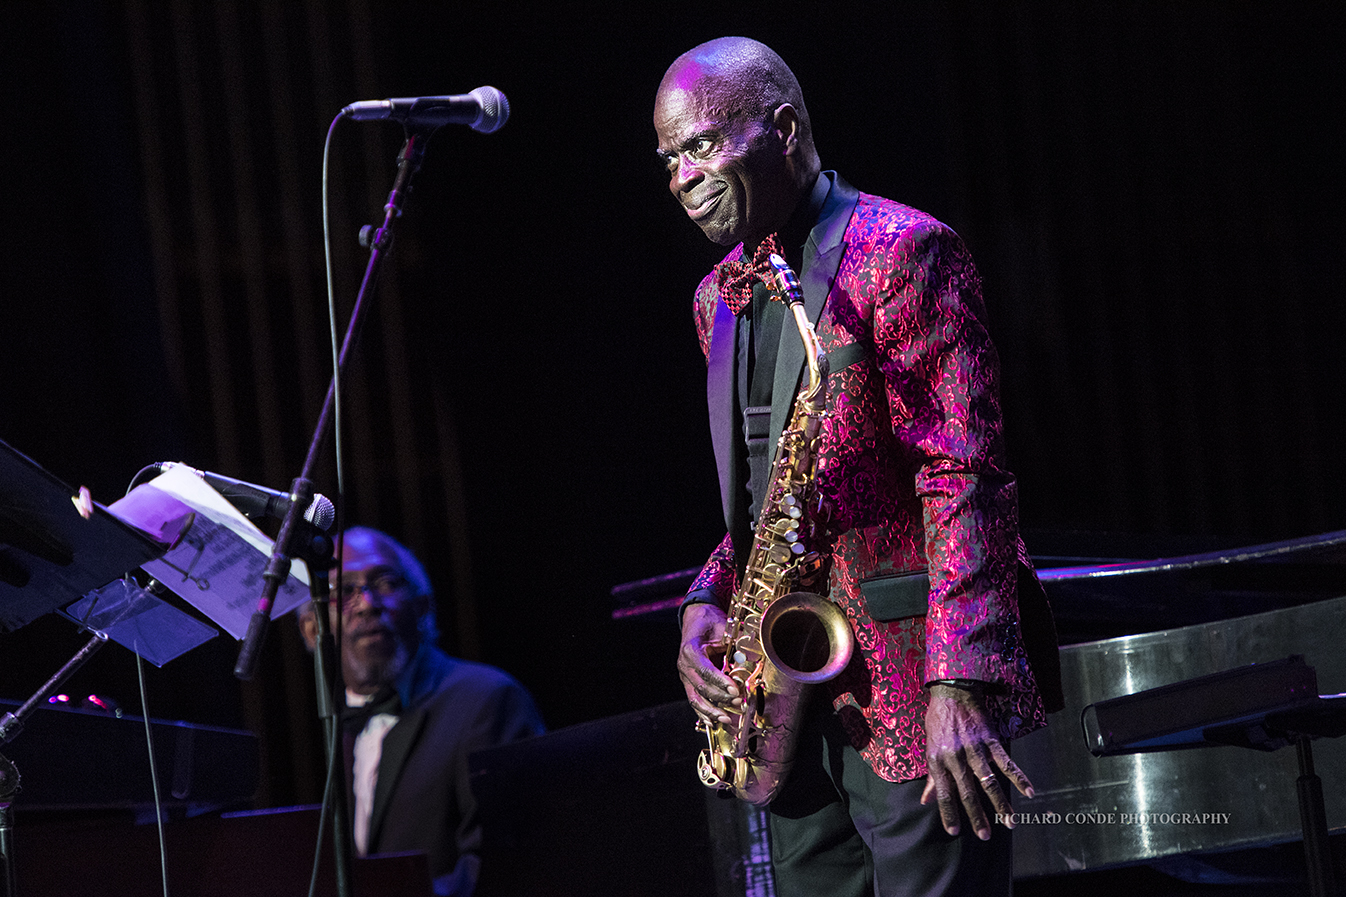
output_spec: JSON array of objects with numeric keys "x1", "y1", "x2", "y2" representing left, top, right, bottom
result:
[
  {"x1": 0, "y1": 439, "x2": 185, "y2": 896},
  {"x1": 1083, "y1": 656, "x2": 1346, "y2": 897},
  {"x1": 0, "y1": 441, "x2": 168, "y2": 632}
]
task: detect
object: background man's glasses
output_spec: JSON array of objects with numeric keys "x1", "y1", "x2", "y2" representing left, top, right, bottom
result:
[{"x1": 337, "y1": 572, "x2": 407, "y2": 607}]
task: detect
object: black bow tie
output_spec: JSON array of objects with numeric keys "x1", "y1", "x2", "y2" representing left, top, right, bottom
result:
[{"x1": 341, "y1": 686, "x2": 401, "y2": 734}]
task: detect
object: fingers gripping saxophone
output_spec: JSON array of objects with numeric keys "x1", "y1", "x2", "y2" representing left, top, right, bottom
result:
[{"x1": 696, "y1": 254, "x2": 855, "y2": 807}]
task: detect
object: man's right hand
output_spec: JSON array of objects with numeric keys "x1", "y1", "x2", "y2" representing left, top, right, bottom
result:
[{"x1": 677, "y1": 603, "x2": 741, "y2": 724}]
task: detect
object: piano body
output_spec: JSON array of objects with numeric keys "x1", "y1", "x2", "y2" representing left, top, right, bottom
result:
[
  {"x1": 1015, "y1": 529, "x2": 1346, "y2": 881},
  {"x1": 583, "y1": 529, "x2": 1346, "y2": 893}
]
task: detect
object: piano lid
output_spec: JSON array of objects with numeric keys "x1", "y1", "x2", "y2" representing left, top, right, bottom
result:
[
  {"x1": 611, "y1": 530, "x2": 1346, "y2": 644},
  {"x1": 1036, "y1": 528, "x2": 1346, "y2": 643}
]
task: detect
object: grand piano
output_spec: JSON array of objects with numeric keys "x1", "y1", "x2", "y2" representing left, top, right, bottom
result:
[
  {"x1": 1015, "y1": 529, "x2": 1346, "y2": 887},
  {"x1": 472, "y1": 529, "x2": 1346, "y2": 896}
]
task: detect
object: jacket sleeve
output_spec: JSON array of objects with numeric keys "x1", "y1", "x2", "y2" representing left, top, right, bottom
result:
[
  {"x1": 682, "y1": 531, "x2": 737, "y2": 616},
  {"x1": 682, "y1": 270, "x2": 740, "y2": 619},
  {"x1": 871, "y1": 220, "x2": 1021, "y2": 686}
]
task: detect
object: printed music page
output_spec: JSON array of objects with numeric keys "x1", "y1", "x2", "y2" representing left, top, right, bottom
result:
[{"x1": 107, "y1": 465, "x2": 312, "y2": 639}]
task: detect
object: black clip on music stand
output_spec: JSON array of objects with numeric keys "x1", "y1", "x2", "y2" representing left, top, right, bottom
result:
[
  {"x1": 0, "y1": 439, "x2": 212, "y2": 897},
  {"x1": 1083, "y1": 656, "x2": 1346, "y2": 897}
]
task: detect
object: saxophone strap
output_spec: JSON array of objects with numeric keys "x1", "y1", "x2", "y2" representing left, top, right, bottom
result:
[{"x1": 741, "y1": 281, "x2": 787, "y2": 529}]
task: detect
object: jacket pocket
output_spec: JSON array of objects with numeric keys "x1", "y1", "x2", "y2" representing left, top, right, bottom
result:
[{"x1": 859, "y1": 570, "x2": 929, "y2": 621}]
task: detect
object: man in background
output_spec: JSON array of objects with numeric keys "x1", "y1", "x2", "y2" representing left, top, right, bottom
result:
[{"x1": 300, "y1": 526, "x2": 545, "y2": 897}]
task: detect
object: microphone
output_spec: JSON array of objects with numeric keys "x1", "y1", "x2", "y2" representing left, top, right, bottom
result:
[
  {"x1": 152, "y1": 463, "x2": 336, "y2": 532},
  {"x1": 341, "y1": 86, "x2": 510, "y2": 133}
]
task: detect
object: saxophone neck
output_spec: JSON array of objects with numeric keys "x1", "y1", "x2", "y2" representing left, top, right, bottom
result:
[
  {"x1": 766, "y1": 253, "x2": 828, "y2": 404},
  {"x1": 791, "y1": 302, "x2": 828, "y2": 402}
]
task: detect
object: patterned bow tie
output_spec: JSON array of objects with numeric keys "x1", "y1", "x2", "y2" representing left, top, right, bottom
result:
[{"x1": 713, "y1": 233, "x2": 786, "y2": 316}]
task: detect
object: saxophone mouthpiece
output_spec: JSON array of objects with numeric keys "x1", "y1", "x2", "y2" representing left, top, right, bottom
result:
[{"x1": 766, "y1": 253, "x2": 804, "y2": 306}]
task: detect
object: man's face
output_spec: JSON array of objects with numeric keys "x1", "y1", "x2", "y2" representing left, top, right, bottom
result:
[
  {"x1": 654, "y1": 71, "x2": 789, "y2": 247},
  {"x1": 333, "y1": 537, "x2": 425, "y2": 695}
]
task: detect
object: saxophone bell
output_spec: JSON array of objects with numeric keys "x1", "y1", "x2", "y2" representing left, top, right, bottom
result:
[{"x1": 761, "y1": 591, "x2": 853, "y2": 684}]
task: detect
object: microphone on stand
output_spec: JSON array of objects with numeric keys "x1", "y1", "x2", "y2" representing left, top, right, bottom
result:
[
  {"x1": 150, "y1": 462, "x2": 336, "y2": 532},
  {"x1": 341, "y1": 86, "x2": 510, "y2": 133}
]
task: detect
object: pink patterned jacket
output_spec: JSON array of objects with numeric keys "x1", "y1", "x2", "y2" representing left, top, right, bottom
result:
[{"x1": 686, "y1": 173, "x2": 1061, "y2": 784}]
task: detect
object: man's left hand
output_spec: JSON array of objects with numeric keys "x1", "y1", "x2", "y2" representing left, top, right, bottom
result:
[{"x1": 920, "y1": 683, "x2": 1035, "y2": 840}]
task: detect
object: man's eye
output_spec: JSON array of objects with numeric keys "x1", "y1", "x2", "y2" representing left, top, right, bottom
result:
[{"x1": 691, "y1": 137, "x2": 715, "y2": 156}]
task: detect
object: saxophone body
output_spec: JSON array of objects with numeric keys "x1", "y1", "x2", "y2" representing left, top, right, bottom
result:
[{"x1": 695, "y1": 254, "x2": 855, "y2": 807}]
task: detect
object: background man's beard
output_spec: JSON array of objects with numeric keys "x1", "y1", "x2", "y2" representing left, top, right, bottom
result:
[{"x1": 348, "y1": 640, "x2": 412, "y2": 692}]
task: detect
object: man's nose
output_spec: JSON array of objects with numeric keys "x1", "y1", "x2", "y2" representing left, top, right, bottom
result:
[{"x1": 671, "y1": 156, "x2": 703, "y2": 194}]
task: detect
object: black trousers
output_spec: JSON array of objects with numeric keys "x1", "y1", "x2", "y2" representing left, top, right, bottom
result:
[{"x1": 767, "y1": 708, "x2": 1012, "y2": 897}]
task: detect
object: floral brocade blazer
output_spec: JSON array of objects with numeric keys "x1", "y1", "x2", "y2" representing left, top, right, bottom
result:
[{"x1": 686, "y1": 172, "x2": 1062, "y2": 784}]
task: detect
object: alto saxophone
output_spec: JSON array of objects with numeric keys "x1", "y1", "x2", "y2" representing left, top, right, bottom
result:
[{"x1": 696, "y1": 253, "x2": 855, "y2": 807}]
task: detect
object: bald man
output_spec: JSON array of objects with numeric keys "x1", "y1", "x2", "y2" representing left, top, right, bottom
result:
[{"x1": 657, "y1": 37, "x2": 1062, "y2": 896}]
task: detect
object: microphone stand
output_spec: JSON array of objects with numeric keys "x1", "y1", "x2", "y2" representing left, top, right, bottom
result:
[
  {"x1": 231, "y1": 126, "x2": 435, "y2": 897},
  {"x1": 0, "y1": 631, "x2": 110, "y2": 897},
  {"x1": 0, "y1": 754, "x2": 17, "y2": 897},
  {"x1": 289, "y1": 529, "x2": 355, "y2": 896},
  {"x1": 234, "y1": 128, "x2": 433, "y2": 680}
]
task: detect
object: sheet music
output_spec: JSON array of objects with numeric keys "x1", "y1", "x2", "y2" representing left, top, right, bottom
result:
[{"x1": 106, "y1": 465, "x2": 312, "y2": 639}]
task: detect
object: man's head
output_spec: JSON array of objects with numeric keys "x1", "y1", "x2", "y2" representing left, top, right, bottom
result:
[
  {"x1": 654, "y1": 37, "x2": 820, "y2": 249},
  {"x1": 299, "y1": 526, "x2": 438, "y2": 695}
]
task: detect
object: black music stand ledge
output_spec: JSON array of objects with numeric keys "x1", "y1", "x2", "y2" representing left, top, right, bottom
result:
[{"x1": 1083, "y1": 656, "x2": 1346, "y2": 897}]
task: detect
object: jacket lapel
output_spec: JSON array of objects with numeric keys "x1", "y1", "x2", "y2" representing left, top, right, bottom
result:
[
  {"x1": 769, "y1": 173, "x2": 860, "y2": 448},
  {"x1": 368, "y1": 704, "x2": 427, "y2": 850}
]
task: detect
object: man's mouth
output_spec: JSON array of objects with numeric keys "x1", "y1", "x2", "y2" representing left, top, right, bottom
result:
[{"x1": 685, "y1": 189, "x2": 724, "y2": 220}]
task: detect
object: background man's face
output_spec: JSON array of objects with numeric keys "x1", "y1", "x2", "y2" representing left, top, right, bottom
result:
[
  {"x1": 335, "y1": 537, "x2": 425, "y2": 694},
  {"x1": 655, "y1": 73, "x2": 788, "y2": 247}
]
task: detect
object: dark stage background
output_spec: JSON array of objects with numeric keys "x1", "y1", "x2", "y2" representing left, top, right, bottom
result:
[{"x1": 1, "y1": 0, "x2": 1343, "y2": 820}]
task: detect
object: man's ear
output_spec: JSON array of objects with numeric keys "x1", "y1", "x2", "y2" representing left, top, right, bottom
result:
[
  {"x1": 299, "y1": 611, "x2": 319, "y2": 652},
  {"x1": 772, "y1": 103, "x2": 801, "y2": 155}
]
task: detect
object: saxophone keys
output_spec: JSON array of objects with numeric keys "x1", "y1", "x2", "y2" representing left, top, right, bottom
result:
[
  {"x1": 697, "y1": 747, "x2": 730, "y2": 789},
  {"x1": 732, "y1": 756, "x2": 753, "y2": 791}
]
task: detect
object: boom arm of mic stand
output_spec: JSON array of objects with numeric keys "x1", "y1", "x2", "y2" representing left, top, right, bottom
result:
[{"x1": 233, "y1": 129, "x2": 431, "y2": 682}]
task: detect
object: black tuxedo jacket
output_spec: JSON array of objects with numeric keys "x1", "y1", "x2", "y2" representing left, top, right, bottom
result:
[{"x1": 362, "y1": 645, "x2": 545, "y2": 895}]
